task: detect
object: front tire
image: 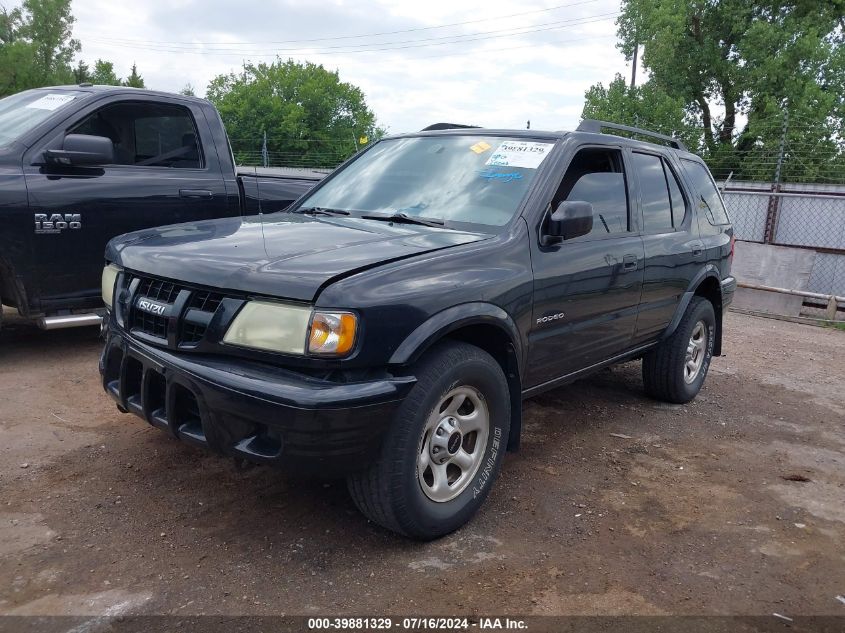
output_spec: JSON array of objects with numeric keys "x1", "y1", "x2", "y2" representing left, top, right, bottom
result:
[
  {"x1": 642, "y1": 296, "x2": 716, "y2": 404},
  {"x1": 347, "y1": 341, "x2": 510, "y2": 540}
]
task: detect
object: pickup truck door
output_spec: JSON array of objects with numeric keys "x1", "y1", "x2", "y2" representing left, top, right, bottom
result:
[
  {"x1": 22, "y1": 95, "x2": 238, "y2": 312},
  {"x1": 526, "y1": 145, "x2": 645, "y2": 388}
]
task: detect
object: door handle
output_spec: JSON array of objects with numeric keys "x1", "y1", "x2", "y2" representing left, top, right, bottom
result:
[
  {"x1": 179, "y1": 189, "x2": 213, "y2": 198},
  {"x1": 691, "y1": 240, "x2": 704, "y2": 256},
  {"x1": 622, "y1": 254, "x2": 638, "y2": 271}
]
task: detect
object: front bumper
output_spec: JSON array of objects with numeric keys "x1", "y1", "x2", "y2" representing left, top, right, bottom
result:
[{"x1": 100, "y1": 329, "x2": 415, "y2": 474}]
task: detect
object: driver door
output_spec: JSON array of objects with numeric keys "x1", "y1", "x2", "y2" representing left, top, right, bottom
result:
[
  {"x1": 526, "y1": 145, "x2": 645, "y2": 387},
  {"x1": 22, "y1": 97, "x2": 231, "y2": 311}
]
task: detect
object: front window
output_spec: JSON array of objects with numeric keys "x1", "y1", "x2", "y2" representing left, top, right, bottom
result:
[
  {"x1": 0, "y1": 90, "x2": 85, "y2": 148},
  {"x1": 70, "y1": 102, "x2": 202, "y2": 168},
  {"x1": 295, "y1": 135, "x2": 556, "y2": 228}
]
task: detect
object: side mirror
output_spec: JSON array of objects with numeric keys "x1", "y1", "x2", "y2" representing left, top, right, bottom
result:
[
  {"x1": 44, "y1": 134, "x2": 114, "y2": 166},
  {"x1": 543, "y1": 200, "x2": 594, "y2": 244}
]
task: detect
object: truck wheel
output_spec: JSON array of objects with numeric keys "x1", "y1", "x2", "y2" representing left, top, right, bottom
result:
[
  {"x1": 642, "y1": 296, "x2": 715, "y2": 404},
  {"x1": 347, "y1": 341, "x2": 510, "y2": 540}
]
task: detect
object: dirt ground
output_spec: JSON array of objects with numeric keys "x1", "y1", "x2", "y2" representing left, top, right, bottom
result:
[{"x1": 1, "y1": 309, "x2": 844, "y2": 619}]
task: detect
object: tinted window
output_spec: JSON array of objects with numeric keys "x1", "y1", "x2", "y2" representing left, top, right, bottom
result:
[
  {"x1": 71, "y1": 102, "x2": 202, "y2": 169},
  {"x1": 665, "y1": 161, "x2": 687, "y2": 227},
  {"x1": 682, "y1": 159, "x2": 730, "y2": 225},
  {"x1": 634, "y1": 152, "x2": 673, "y2": 233},
  {"x1": 0, "y1": 90, "x2": 85, "y2": 148},
  {"x1": 298, "y1": 135, "x2": 552, "y2": 227},
  {"x1": 554, "y1": 148, "x2": 629, "y2": 237}
]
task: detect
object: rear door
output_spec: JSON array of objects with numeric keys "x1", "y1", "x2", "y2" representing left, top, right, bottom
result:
[
  {"x1": 679, "y1": 159, "x2": 734, "y2": 281},
  {"x1": 630, "y1": 150, "x2": 703, "y2": 343},
  {"x1": 22, "y1": 95, "x2": 237, "y2": 312},
  {"x1": 526, "y1": 145, "x2": 645, "y2": 387}
]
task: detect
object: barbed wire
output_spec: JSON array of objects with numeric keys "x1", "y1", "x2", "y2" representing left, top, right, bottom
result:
[{"x1": 230, "y1": 114, "x2": 845, "y2": 183}]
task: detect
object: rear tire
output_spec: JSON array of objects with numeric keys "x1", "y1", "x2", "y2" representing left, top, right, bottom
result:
[
  {"x1": 642, "y1": 296, "x2": 715, "y2": 404},
  {"x1": 347, "y1": 341, "x2": 510, "y2": 540}
]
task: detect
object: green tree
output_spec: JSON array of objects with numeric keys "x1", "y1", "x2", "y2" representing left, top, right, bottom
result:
[
  {"x1": 582, "y1": 73, "x2": 701, "y2": 151},
  {"x1": 122, "y1": 62, "x2": 144, "y2": 88},
  {"x1": 179, "y1": 83, "x2": 195, "y2": 96},
  {"x1": 610, "y1": 0, "x2": 845, "y2": 182},
  {"x1": 71, "y1": 59, "x2": 90, "y2": 83},
  {"x1": 207, "y1": 58, "x2": 384, "y2": 168},
  {"x1": 0, "y1": 0, "x2": 79, "y2": 96},
  {"x1": 90, "y1": 59, "x2": 120, "y2": 85}
]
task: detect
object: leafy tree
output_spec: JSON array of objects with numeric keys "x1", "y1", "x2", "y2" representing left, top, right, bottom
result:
[
  {"x1": 587, "y1": 0, "x2": 845, "y2": 182},
  {"x1": 179, "y1": 83, "x2": 195, "y2": 96},
  {"x1": 0, "y1": 1, "x2": 144, "y2": 95},
  {"x1": 90, "y1": 59, "x2": 120, "y2": 85},
  {"x1": 0, "y1": 0, "x2": 78, "y2": 96},
  {"x1": 21, "y1": 0, "x2": 78, "y2": 83},
  {"x1": 582, "y1": 73, "x2": 702, "y2": 151},
  {"x1": 207, "y1": 58, "x2": 384, "y2": 167},
  {"x1": 122, "y1": 62, "x2": 144, "y2": 88}
]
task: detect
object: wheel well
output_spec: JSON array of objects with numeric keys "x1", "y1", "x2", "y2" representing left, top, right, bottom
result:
[
  {"x1": 444, "y1": 324, "x2": 523, "y2": 452},
  {"x1": 694, "y1": 276, "x2": 723, "y2": 356}
]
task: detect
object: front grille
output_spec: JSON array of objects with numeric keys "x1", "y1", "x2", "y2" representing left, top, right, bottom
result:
[
  {"x1": 136, "y1": 277, "x2": 180, "y2": 303},
  {"x1": 132, "y1": 306, "x2": 168, "y2": 339},
  {"x1": 125, "y1": 274, "x2": 227, "y2": 347},
  {"x1": 189, "y1": 291, "x2": 223, "y2": 312}
]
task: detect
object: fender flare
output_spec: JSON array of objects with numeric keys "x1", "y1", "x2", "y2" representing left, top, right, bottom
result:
[
  {"x1": 662, "y1": 266, "x2": 724, "y2": 351},
  {"x1": 389, "y1": 302, "x2": 523, "y2": 367},
  {"x1": 389, "y1": 302, "x2": 525, "y2": 452}
]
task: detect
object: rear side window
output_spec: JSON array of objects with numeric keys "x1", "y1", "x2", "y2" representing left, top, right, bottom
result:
[
  {"x1": 682, "y1": 159, "x2": 730, "y2": 225},
  {"x1": 633, "y1": 152, "x2": 673, "y2": 233},
  {"x1": 665, "y1": 162, "x2": 687, "y2": 227},
  {"x1": 553, "y1": 148, "x2": 629, "y2": 237}
]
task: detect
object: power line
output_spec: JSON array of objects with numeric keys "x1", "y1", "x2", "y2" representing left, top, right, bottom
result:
[
  {"x1": 84, "y1": 0, "x2": 605, "y2": 46},
  {"x1": 85, "y1": 13, "x2": 618, "y2": 57}
]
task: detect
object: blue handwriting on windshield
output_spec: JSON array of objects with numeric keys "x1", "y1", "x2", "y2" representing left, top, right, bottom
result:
[{"x1": 478, "y1": 169, "x2": 523, "y2": 183}]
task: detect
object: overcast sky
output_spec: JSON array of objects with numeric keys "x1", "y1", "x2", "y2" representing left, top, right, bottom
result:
[{"x1": 24, "y1": 0, "x2": 634, "y2": 134}]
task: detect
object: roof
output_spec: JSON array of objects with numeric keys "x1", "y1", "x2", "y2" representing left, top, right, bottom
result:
[
  {"x1": 30, "y1": 84, "x2": 210, "y2": 106},
  {"x1": 394, "y1": 124, "x2": 697, "y2": 157}
]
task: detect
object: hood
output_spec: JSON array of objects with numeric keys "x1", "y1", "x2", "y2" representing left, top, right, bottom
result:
[{"x1": 107, "y1": 213, "x2": 490, "y2": 302}]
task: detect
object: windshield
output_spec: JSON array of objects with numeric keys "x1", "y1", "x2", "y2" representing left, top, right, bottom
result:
[
  {"x1": 0, "y1": 90, "x2": 85, "y2": 148},
  {"x1": 295, "y1": 135, "x2": 556, "y2": 227}
]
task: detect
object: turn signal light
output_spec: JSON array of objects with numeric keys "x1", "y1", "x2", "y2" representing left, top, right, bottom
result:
[{"x1": 308, "y1": 312, "x2": 357, "y2": 356}]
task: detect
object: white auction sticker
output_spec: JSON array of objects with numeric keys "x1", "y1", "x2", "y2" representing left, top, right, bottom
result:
[
  {"x1": 25, "y1": 93, "x2": 77, "y2": 111},
  {"x1": 485, "y1": 141, "x2": 553, "y2": 169}
]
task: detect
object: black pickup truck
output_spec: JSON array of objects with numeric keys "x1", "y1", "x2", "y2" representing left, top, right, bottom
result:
[
  {"x1": 0, "y1": 85, "x2": 322, "y2": 331},
  {"x1": 100, "y1": 121, "x2": 736, "y2": 539}
]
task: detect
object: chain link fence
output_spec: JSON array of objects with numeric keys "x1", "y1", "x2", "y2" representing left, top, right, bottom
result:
[{"x1": 722, "y1": 183, "x2": 845, "y2": 318}]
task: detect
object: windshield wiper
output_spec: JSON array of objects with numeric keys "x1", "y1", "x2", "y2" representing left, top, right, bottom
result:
[
  {"x1": 293, "y1": 206, "x2": 350, "y2": 216},
  {"x1": 361, "y1": 211, "x2": 445, "y2": 227}
]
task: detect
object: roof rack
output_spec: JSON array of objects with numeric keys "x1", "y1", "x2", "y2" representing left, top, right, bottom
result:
[
  {"x1": 576, "y1": 119, "x2": 687, "y2": 152},
  {"x1": 420, "y1": 122, "x2": 480, "y2": 131}
]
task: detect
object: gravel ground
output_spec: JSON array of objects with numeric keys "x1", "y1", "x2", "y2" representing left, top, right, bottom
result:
[{"x1": 1, "y1": 310, "x2": 844, "y2": 618}]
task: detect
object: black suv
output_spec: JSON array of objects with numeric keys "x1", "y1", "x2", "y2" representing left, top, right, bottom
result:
[{"x1": 100, "y1": 120, "x2": 736, "y2": 540}]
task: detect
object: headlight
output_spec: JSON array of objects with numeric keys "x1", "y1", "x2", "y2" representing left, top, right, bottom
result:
[
  {"x1": 101, "y1": 264, "x2": 121, "y2": 309},
  {"x1": 308, "y1": 311, "x2": 357, "y2": 356},
  {"x1": 223, "y1": 301, "x2": 313, "y2": 355},
  {"x1": 223, "y1": 301, "x2": 358, "y2": 357}
]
